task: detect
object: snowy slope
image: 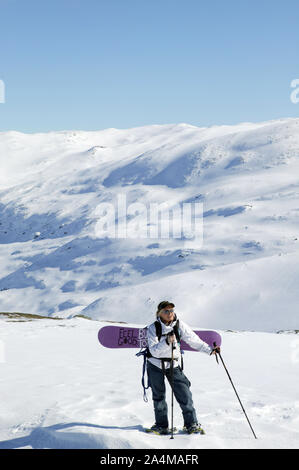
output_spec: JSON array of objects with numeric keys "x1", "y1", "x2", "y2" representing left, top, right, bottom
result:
[
  {"x1": 0, "y1": 316, "x2": 298, "y2": 449},
  {"x1": 0, "y1": 118, "x2": 299, "y2": 331}
]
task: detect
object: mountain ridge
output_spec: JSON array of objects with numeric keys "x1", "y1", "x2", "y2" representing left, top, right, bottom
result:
[{"x1": 0, "y1": 117, "x2": 298, "y2": 331}]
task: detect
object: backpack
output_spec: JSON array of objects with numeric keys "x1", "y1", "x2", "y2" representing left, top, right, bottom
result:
[{"x1": 136, "y1": 319, "x2": 183, "y2": 402}]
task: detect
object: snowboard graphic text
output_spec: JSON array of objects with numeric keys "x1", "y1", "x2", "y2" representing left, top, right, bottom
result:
[{"x1": 118, "y1": 327, "x2": 147, "y2": 348}]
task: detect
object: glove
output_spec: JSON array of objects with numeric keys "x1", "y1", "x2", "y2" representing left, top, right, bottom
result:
[
  {"x1": 210, "y1": 345, "x2": 221, "y2": 355},
  {"x1": 166, "y1": 331, "x2": 176, "y2": 346}
]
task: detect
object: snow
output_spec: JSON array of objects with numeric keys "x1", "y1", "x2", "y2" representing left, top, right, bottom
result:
[
  {"x1": 0, "y1": 118, "x2": 299, "y2": 449},
  {"x1": 0, "y1": 119, "x2": 299, "y2": 330},
  {"x1": 0, "y1": 316, "x2": 298, "y2": 449}
]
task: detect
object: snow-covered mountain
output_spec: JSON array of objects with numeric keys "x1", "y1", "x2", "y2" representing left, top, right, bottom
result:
[{"x1": 1, "y1": 118, "x2": 299, "y2": 332}]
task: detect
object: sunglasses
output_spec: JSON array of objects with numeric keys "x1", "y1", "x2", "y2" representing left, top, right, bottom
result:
[{"x1": 162, "y1": 309, "x2": 174, "y2": 314}]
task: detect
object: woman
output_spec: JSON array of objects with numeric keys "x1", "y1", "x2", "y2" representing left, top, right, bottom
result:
[{"x1": 146, "y1": 300, "x2": 220, "y2": 435}]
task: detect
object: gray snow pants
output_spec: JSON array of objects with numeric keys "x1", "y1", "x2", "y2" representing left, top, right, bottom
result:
[{"x1": 147, "y1": 360, "x2": 198, "y2": 428}]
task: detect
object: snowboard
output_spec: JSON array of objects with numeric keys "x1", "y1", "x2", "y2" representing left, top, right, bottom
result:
[{"x1": 98, "y1": 325, "x2": 221, "y2": 351}]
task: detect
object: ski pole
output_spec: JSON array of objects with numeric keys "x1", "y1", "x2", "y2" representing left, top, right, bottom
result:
[
  {"x1": 170, "y1": 342, "x2": 175, "y2": 440},
  {"x1": 213, "y1": 342, "x2": 257, "y2": 439}
]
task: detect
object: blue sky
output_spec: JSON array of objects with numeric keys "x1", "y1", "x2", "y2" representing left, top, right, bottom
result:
[{"x1": 0, "y1": 0, "x2": 298, "y2": 132}]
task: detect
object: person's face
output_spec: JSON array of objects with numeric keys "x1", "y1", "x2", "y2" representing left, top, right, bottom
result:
[{"x1": 160, "y1": 307, "x2": 175, "y2": 323}]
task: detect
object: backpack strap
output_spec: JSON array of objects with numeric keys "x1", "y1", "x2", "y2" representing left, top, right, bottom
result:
[
  {"x1": 136, "y1": 348, "x2": 150, "y2": 402},
  {"x1": 173, "y1": 319, "x2": 181, "y2": 343},
  {"x1": 172, "y1": 319, "x2": 184, "y2": 370},
  {"x1": 154, "y1": 318, "x2": 181, "y2": 343},
  {"x1": 154, "y1": 320, "x2": 162, "y2": 341}
]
